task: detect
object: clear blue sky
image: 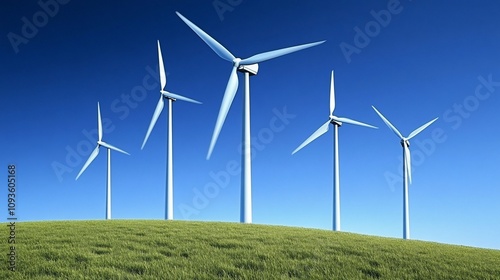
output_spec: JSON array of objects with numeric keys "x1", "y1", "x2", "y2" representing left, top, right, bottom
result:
[{"x1": 2, "y1": 0, "x2": 500, "y2": 250}]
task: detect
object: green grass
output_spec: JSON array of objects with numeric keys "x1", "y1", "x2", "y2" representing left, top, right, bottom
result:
[{"x1": 2, "y1": 220, "x2": 499, "y2": 279}]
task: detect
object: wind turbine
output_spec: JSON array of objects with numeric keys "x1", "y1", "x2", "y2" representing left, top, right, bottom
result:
[
  {"x1": 141, "y1": 40, "x2": 201, "y2": 221},
  {"x1": 372, "y1": 106, "x2": 438, "y2": 239},
  {"x1": 292, "y1": 71, "x2": 377, "y2": 231},
  {"x1": 176, "y1": 11, "x2": 325, "y2": 224},
  {"x1": 75, "y1": 102, "x2": 130, "y2": 220}
]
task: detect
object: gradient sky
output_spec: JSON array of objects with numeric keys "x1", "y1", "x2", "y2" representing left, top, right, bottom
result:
[{"x1": 2, "y1": 0, "x2": 500, "y2": 250}]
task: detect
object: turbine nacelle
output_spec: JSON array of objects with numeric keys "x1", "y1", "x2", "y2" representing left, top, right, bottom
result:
[
  {"x1": 330, "y1": 116, "x2": 342, "y2": 127},
  {"x1": 160, "y1": 90, "x2": 177, "y2": 101},
  {"x1": 401, "y1": 139, "x2": 410, "y2": 147},
  {"x1": 238, "y1": 63, "x2": 259, "y2": 76}
]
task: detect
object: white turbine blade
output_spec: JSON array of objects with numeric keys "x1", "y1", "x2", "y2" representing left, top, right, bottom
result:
[
  {"x1": 330, "y1": 70, "x2": 335, "y2": 116},
  {"x1": 97, "y1": 102, "x2": 102, "y2": 142},
  {"x1": 333, "y1": 116, "x2": 377, "y2": 129},
  {"x1": 292, "y1": 120, "x2": 331, "y2": 155},
  {"x1": 207, "y1": 65, "x2": 239, "y2": 159},
  {"x1": 372, "y1": 106, "x2": 404, "y2": 139},
  {"x1": 75, "y1": 145, "x2": 100, "y2": 180},
  {"x1": 157, "y1": 40, "x2": 167, "y2": 91},
  {"x1": 407, "y1": 117, "x2": 438, "y2": 140},
  {"x1": 240, "y1": 40, "x2": 325, "y2": 65},
  {"x1": 176, "y1": 11, "x2": 235, "y2": 62},
  {"x1": 163, "y1": 91, "x2": 202, "y2": 104},
  {"x1": 141, "y1": 96, "x2": 164, "y2": 149},
  {"x1": 100, "y1": 141, "x2": 130, "y2": 155},
  {"x1": 404, "y1": 145, "x2": 412, "y2": 184}
]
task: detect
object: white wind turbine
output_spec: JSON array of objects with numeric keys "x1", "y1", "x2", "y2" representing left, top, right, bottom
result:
[
  {"x1": 372, "y1": 106, "x2": 438, "y2": 239},
  {"x1": 292, "y1": 71, "x2": 377, "y2": 231},
  {"x1": 141, "y1": 40, "x2": 201, "y2": 221},
  {"x1": 176, "y1": 11, "x2": 325, "y2": 224},
  {"x1": 76, "y1": 102, "x2": 130, "y2": 220}
]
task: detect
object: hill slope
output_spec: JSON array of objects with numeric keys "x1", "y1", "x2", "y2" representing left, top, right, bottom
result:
[{"x1": 2, "y1": 220, "x2": 500, "y2": 279}]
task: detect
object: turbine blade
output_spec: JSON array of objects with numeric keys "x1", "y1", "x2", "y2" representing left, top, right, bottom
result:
[
  {"x1": 141, "y1": 96, "x2": 164, "y2": 149},
  {"x1": 163, "y1": 91, "x2": 202, "y2": 104},
  {"x1": 100, "y1": 141, "x2": 130, "y2": 155},
  {"x1": 372, "y1": 106, "x2": 404, "y2": 139},
  {"x1": 333, "y1": 116, "x2": 378, "y2": 129},
  {"x1": 97, "y1": 102, "x2": 102, "y2": 142},
  {"x1": 292, "y1": 120, "x2": 331, "y2": 155},
  {"x1": 404, "y1": 145, "x2": 412, "y2": 184},
  {"x1": 207, "y1": 65, "x2": 239, "y2": 159},
  {"x1": 330, "y1": 70, "x2": 335, "y2": 116},
  {"x1": 157, "y1": 40, "x2": 167, "y2": 91},
  {"x1": 75, "y1": 145, "x2": 100, "y2": 180},
  {"x1": 240, "y1": 40, "x2": 325, "y2": 65},
  {"x1": 176, "y1": 11, "x2": 235, "y2": 62},
  {"x1": 407, "y1": 117, "x2": 439, "y2": 140}
]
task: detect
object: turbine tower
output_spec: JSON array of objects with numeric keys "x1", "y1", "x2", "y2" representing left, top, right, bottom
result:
[
  {"x1": 141, "y1": 40, "x2": 201, "y2": 220},
  {"x1": 76, "y1": 102, "x2": 130, "y2": 220},
  {"x1": 372, "y1": 106, "x2": 438, "y2": 239},
  {"x1": 292, "y1": 71, "x2": 377, "y2": 231},
  {"x1": 177, "y1": 11, "x2": 325, "y2": 223}
]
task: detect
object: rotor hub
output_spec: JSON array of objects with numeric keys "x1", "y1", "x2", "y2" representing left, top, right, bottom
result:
[{"x1": 233, "y1": 57, "x2": 241, "y2": 67}]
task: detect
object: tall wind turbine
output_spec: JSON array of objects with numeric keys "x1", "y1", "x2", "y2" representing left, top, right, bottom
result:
[
  {"x1": 292, "y1": 71, "x2": 377, "y2": 231},
  {"x1": 76, "y1": 102, "x2": 130, "y2": 220},
  {"x1": 141, "y1": 40, "x2": 201, "y2": 221},
  {"x1": 176, "y1": 11, "x2": 325, "y2": 224},
  {"x1": 372, "y1": 106, "x2": 438, "y2": 239}
]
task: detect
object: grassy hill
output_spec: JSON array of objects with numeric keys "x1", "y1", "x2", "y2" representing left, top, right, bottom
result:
[{"x1": 2, "y1": 220, "x2": 499, "y2": 279}]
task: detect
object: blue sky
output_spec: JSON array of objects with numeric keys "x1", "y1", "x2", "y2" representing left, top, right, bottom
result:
[{"x1": 2, "y1": 0, "x2": 500, "y2": 250}]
